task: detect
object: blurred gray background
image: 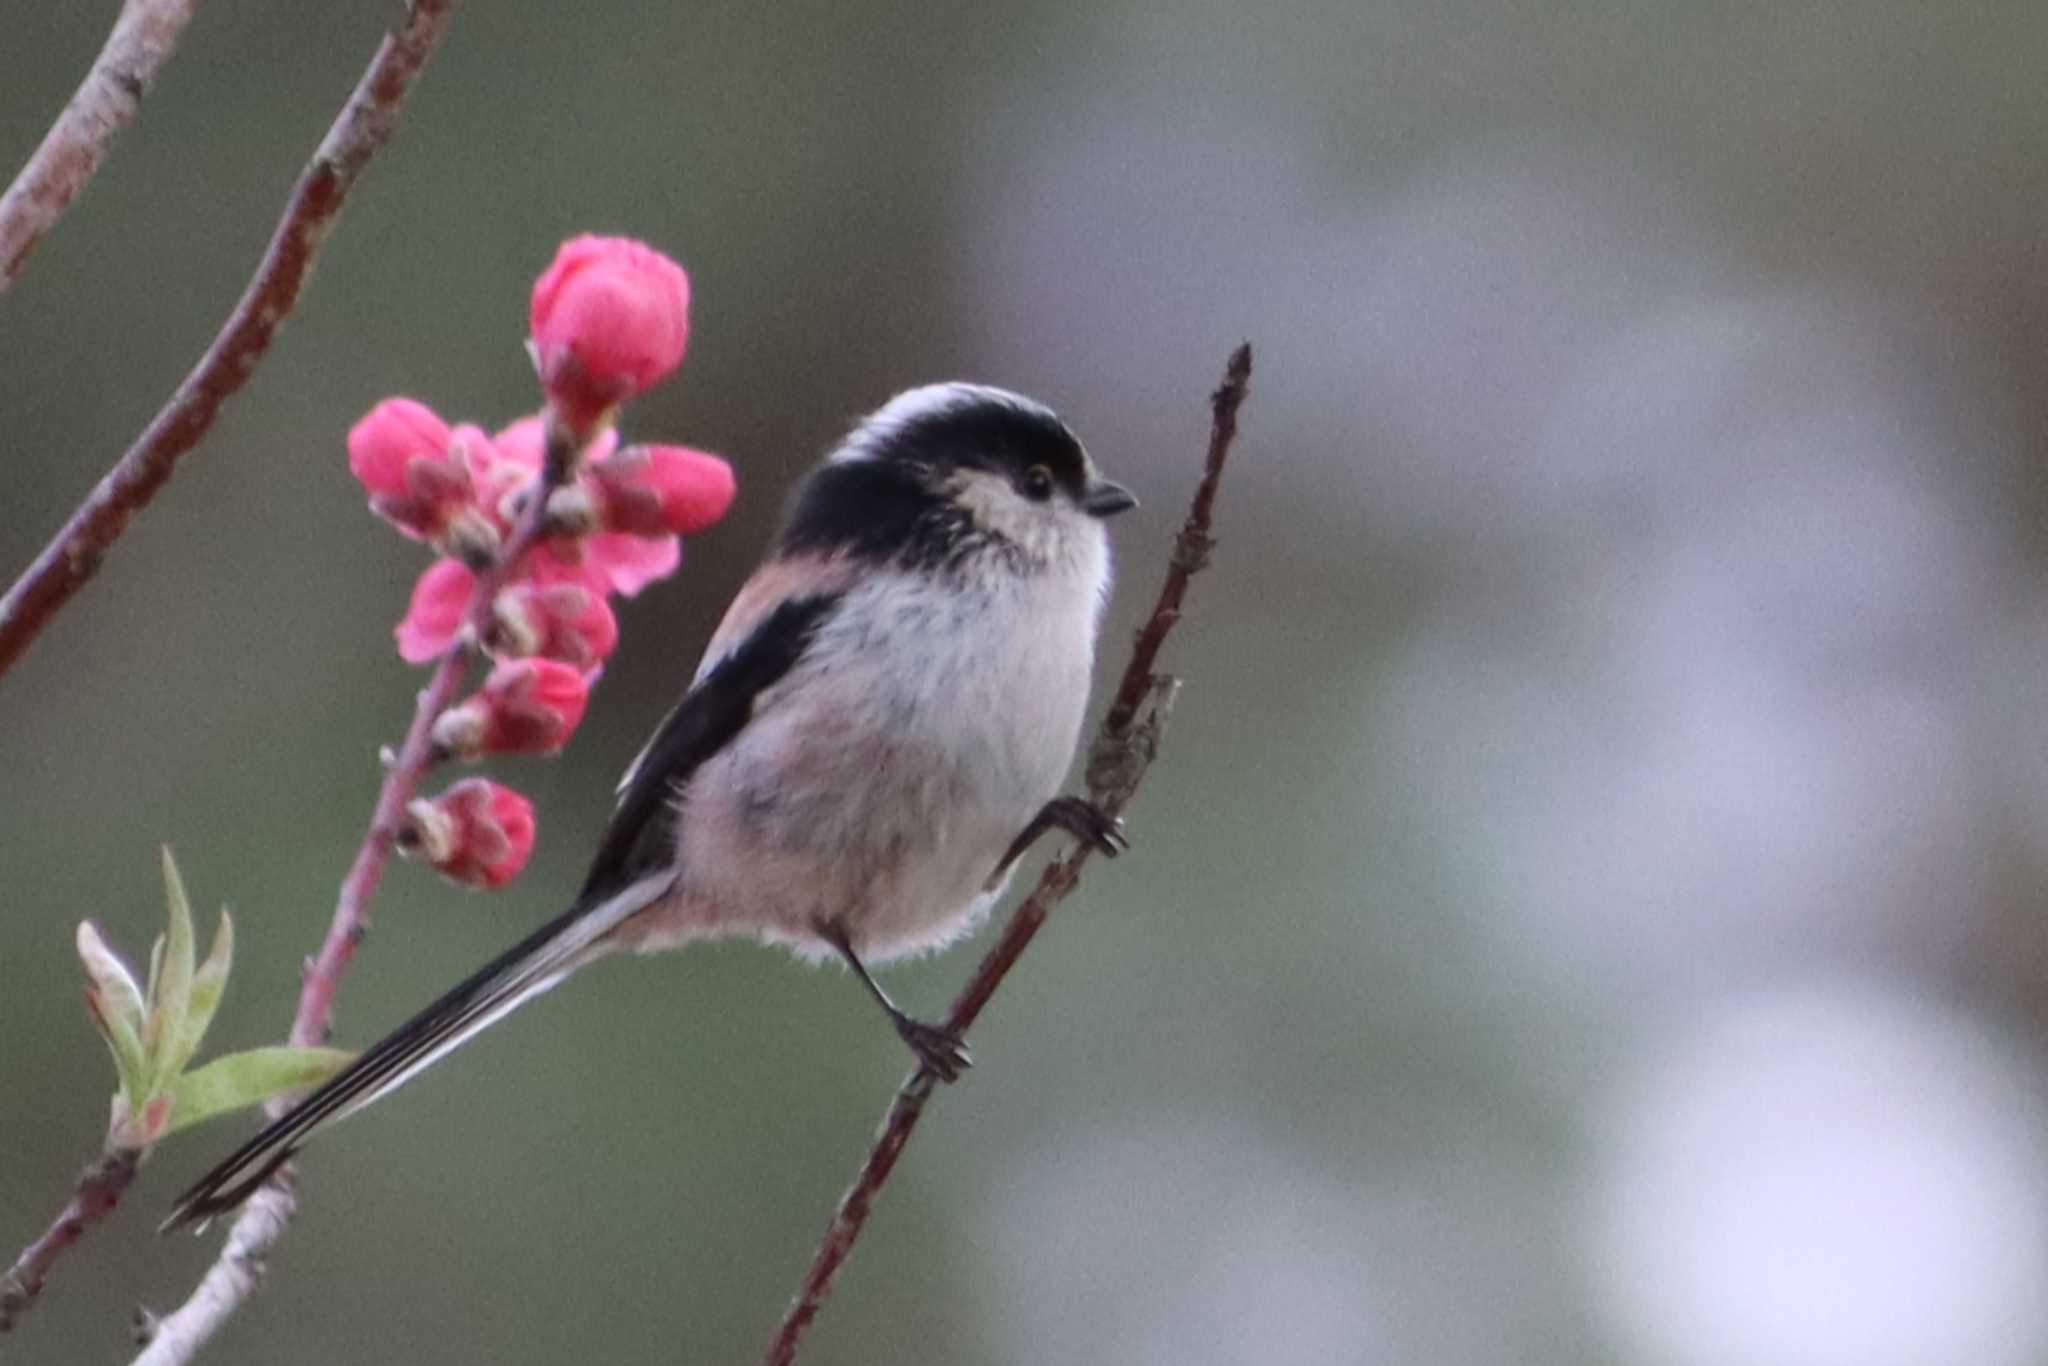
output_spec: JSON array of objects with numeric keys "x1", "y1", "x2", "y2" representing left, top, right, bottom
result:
[{"x1": 6, "y1": 1, "x2": 2048, "y2": 1363}]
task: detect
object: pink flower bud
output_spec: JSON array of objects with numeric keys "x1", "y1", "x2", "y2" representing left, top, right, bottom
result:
[
  {"x1": 529, "y1": 236, "x2": 690, "y2": 427},
  {"x1": 395, "y1": 558, "x2": 476, "y2": 664},
  {"x1": 585, "y1": 444, "x2": 736, "y2": 537},
  {"x1": 348, "y1": 398, "x2": 452, "y2": 497},
  {"x1": 402, "y1": 779, "x2": 537, "y2": 889},
  {"x1": 348, "y1": 400, "x2": 491, "y2": 550},
  {"x1": 432, "y1": 658, "x2": 592, "y2": 759},
  {"x1": 486, "y1": 568, "x2": 619, "y2": 668}
]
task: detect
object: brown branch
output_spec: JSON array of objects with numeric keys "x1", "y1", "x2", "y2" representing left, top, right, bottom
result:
[
  {"x1": 0, "y1": 1149, "x2": 140, "y2": 1332},
  {"x1": 0, "y1": 5, "x2": 462, "y2": 1335},
  {"x1": 0, "y1": 0, "x2": 202, "y2": 292},
  {"x1": 131, "y1": 426, "x2": 574, "y2": 1366},
  {"x1": 761, "y1": 342, "x2": 1254, "y2": 1366},
  {"x1": 0, "y1": 0, "x2": 461, "y2": 684}
]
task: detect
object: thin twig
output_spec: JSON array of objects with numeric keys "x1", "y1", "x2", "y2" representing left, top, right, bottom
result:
[
  {"x1": 131, "y1": 428, "x2": 573, "y2": 1366},
  {"x1": 0, "y1": 0, "x2": 462, "y2": 684},
  {"x1": 0, "y1": 0, "x2": 202, "y2": 292},
  {"x1": 761, "y1": 343, "x2": 1254, "y2": 1366},
  {"x1": 0, "y1": 1150, "x2": 140, "y2": 1331},
  {"x1": 0, "y1": 4, "x2": 461, "y2": 1333}
]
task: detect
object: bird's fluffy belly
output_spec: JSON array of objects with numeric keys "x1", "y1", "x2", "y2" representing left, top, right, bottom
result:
[{"x1": 619, "y1": 570, "x2": 1092, "y2": 963}]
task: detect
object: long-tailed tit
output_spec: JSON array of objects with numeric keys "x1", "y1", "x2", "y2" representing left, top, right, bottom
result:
[{"x1": 165, "y1": 383, "x2": 1136, "y2": 1229}]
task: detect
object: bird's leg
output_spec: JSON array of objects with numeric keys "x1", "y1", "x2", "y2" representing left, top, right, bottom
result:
[
  {"x1": 984, "y1": 795, "x2": 1129, "y2": 890},
  {"x1": 821, "y1": 924, "x2": 971, "y2": 1082}
]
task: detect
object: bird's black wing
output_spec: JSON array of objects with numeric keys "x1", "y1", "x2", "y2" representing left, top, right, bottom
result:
[
  {"x1": 577, "y1": 591, "x2": 840, "y2": 903},
  {"x1": 162, "y1": 592, "x2": 842, "y2": 1232}
]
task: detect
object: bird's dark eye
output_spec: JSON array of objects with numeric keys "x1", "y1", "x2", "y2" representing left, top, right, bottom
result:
[{"x1": 1021, "y1": 464, "x2": 1055, "y2": 501}]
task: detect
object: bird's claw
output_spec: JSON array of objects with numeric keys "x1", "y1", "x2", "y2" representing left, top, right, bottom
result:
[
  {"x1": 894, "y1": 1015, "x2": 972, "y2": 1082},
  {"x1": 1045, "y1": 796, "x2": 1128, "y2": 857}
]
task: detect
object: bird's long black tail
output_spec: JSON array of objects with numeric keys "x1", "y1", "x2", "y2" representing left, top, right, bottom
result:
[{"x1": 161, "y1": 883, "x2": 660, "y2": 1232}]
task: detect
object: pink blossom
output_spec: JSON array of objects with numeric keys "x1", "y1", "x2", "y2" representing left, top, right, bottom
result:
[
  {"x1": 404, "y1": 778, "x2": 537, "y2": 889},
  {"x1": 501, "y1": 415, "x2": 681, "y2": 597},
  {"x1": 432, "y1": 658, "x2": 592, "y2": 759},
  {"x1": 491, "y1": 415, "x2": 619, "y2": 473},
  {"x1": 348, "y1": 399, "x2": 490, "y2": 550},
  {"x1": 446, "y1": 422, "x2": 522, "y2": 535},
  {"x1": 486, "y1": 562, "x2": 620, "y2": 668},
  {"x1": 478, "y1": 416, "x2": 622, "y2": 535},
  {"x1": 580, "y1": 532, "x2": 681, "y2": 598},
  {"x1": 395, "y1": 558, "x2": 477, "y2": 664},
  {"x1": 348, "y1": 398, "x2": 453, "y2": 497},
  {"x1": 529, "y1": 236, "x2": 690, "y2": 428},
  {"x1": 586, "y1": 444, "x2": 736, "y2": 537}
]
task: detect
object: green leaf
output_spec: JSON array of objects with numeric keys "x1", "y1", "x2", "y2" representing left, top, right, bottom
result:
[
  {"x1": 166, "y1": 909, "x2": 234, "y2": 1080},
  {"x1": 94, "y1": 1008, "x2": 153, "y2": 1108},
  {"x1": 146, "y1": 847, "x2": 197, "y2": 1091},
  {"x1": 76, "y1": 920, "x2": 147, "y2": 1034},
  {"x1": 145, "y1": 936, "x2": 165, "y2": 1023},
  {"x1": 76, "y1": 921, "x2": 152, "y2": 1104},
  {"x1": 163, "y1": 1046, "x2": 355, "y2": 1138}
]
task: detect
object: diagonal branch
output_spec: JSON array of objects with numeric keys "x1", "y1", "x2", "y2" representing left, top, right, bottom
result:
[
  {"x1": 0, "y1": 1150, "x2": 140, "y2": 1332},
  {"x1": 0, "y1": 0, "x2": 462, "y2": 1340},
  {"x1": 0, "y1": 0, "x2": 462, "y2": 684},
  {"x1": 761, "y1": 342, "x2": 1254, "y2": 1366},
  {"x1": 0, "y1": 0, "x2": 203, "y2": 293}
]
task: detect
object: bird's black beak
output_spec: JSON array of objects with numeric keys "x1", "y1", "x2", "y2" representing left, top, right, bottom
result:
[{"x1": 1082, "y1": 479, "x2": 1138, "y2": 518}]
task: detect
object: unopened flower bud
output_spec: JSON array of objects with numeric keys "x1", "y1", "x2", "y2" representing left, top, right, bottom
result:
[
  {"x1": 432, "y1": 658, "x2": 593, "y2": 759},
  {"x1": 348, "y1": 399, "x2": 488, "y2": 546},
  {"x1": 529, "y1": 236, "x2": 690, "y2": 431},
  {"x1": 401, "y1": 778, "x2": 537, "y2": 889},
  {"x1": 584, "y1": 444, "x2": 735, "y2": 537},
  {"x1": 349, "y1": 399, "x2": 452, "y2": 496},
  {"x1": 486, "y1": 575, "x2": 619, "y2": 668}
]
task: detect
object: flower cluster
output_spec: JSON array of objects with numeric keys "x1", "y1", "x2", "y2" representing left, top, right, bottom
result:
[{"x1": 347, "y1": 236, "x2": 735, "y2": 889}]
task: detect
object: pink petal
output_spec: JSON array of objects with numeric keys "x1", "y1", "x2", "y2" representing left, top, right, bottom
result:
[
  {"x1": 395, "y1": 558, "x2": 476, "y2": 664},
  {"x1": 584, "y1": 531, "x2": 681, "y2": 597}
]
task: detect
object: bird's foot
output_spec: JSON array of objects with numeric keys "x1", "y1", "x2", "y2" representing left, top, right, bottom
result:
[
  {"x1": 893, "y1": 1014, "x2": 972, "y2": 1083},
  {"x1": 1041, "y1": 796, "x2": 1130, "y2": 857}
]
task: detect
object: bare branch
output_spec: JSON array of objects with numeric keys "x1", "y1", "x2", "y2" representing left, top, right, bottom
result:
[
  {"x1": 0, "y1": 0, "x2": 203, "y2": 292},
  {"x1": 0, "y1": 1149, "x2": 140, "y2": 1332},
  {"x1": 0, "y1": 0, "x2": 462, "y2": 1342},
  {"x1": 761, "y1": 342, "x2": 1254, "y2": 1366},
  {"x1": 0, "y1": 0, "x2": 462, "y2": 684}
]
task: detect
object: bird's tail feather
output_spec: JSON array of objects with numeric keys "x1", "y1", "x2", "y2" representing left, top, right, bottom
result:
[{"x1": 161, "y1": 881, "x2": 662, "y2": 1233}]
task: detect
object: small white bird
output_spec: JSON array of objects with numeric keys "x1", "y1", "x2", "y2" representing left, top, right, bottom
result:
[{"x1": 166, "y1": 382, "x2": 1136, "y2": 1229}]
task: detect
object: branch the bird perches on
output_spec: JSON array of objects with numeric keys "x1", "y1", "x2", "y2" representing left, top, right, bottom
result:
[{"x1": 762, "y1": 342, "x2": 1254, "y2": 1366}]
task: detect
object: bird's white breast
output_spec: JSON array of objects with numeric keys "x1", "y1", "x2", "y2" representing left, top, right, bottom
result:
[{"x1": 626, "y1": 535, "x2": 1108, "y2": 964}]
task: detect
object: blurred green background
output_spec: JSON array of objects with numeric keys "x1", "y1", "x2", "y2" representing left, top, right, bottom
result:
[{"x1": 7, "y1": 2, "x2": 2048, "y2": 1363}]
